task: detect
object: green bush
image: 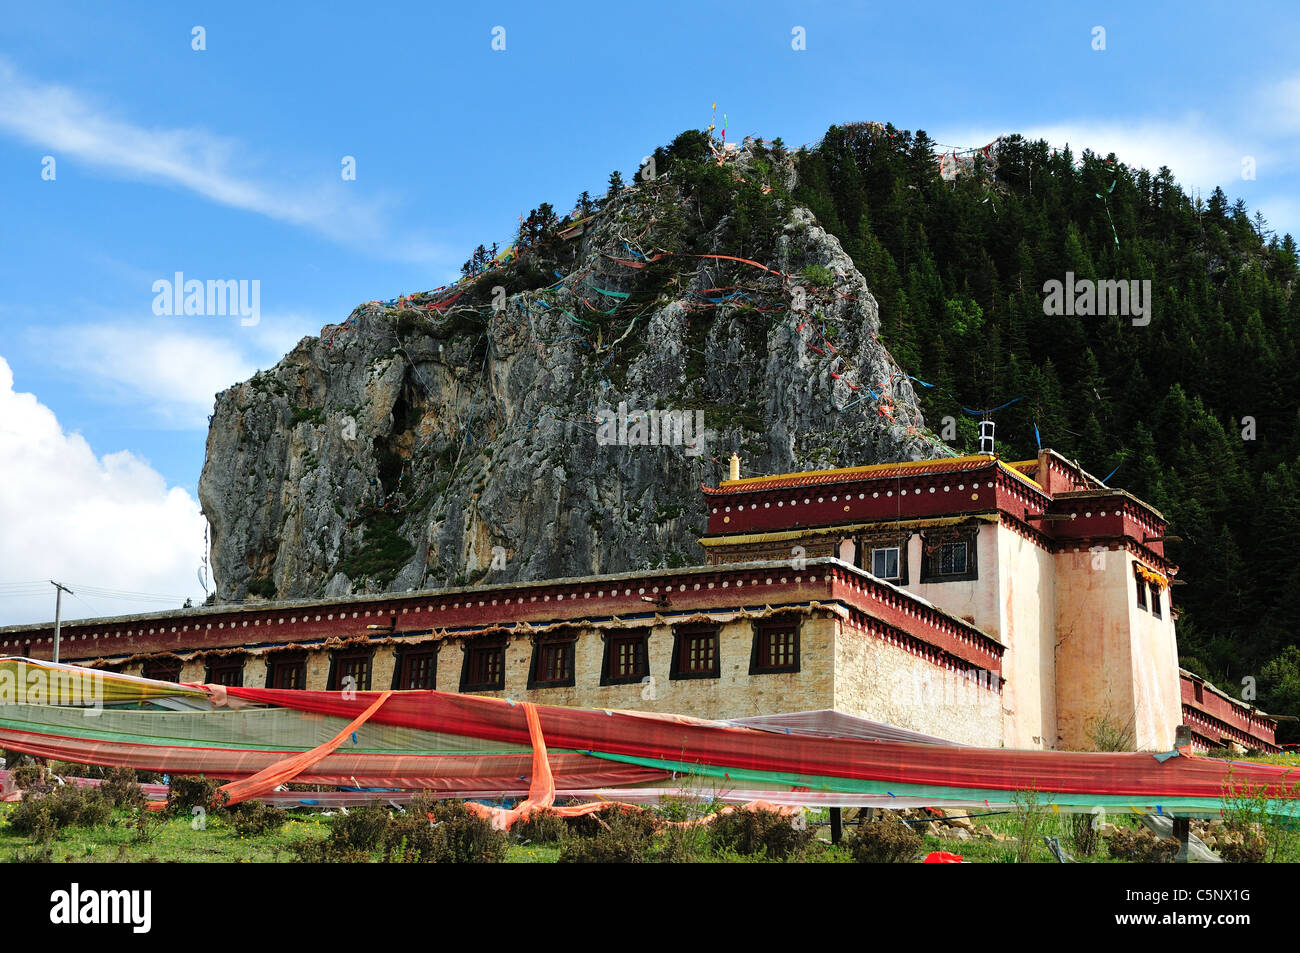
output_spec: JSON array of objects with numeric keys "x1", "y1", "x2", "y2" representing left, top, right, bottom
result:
[
  {"x1": 414, "y1": 800, "x2": 508, "y2": 863},
  {"x1": 560, "y1": 805, "x2": 658, "y2": 863},
  {"x1": 330, "y1": 805, "x2": 393, "y2": 852},
  {"x1": 292, "y1": 800, "x2": 508, "y2": 863},
  {"x1": 799, "y1": 264, "x2": 834, "y2": 287},
  {"x1": 1068, "y1": 813, "x2": 1101, "y2": 858},
  {"x1": 99, "y1": 767, "x2": 148, "y2": 811},
  {"x1": 513, "y1": 808, "x2": 568, "y2": 845},
  {"x1": 165, "y1": 776, "x2": 229, "y2": 818},
  {"x1": 707, "y1": 808, "x2": 812, "y2": 860},
  {"x1": 558, "y1": 825, "x2": 651, "y2": 863},
  {"x1": 565, "y1": 804, "x2": 658, "y2": 839},
  {"x1": 6, "y1": 785, "x2": 112, "y2": 839},
  {"x1": 228, "y1": 800, "x2": 288, "y2": 838},
  {"x1": 848, "y1": 813, "x2": 923, "y2": 863}
]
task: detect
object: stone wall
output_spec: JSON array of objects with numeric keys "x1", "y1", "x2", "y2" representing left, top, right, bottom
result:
[{"x1": 833, "y1": 615, "x2": 1002, "y2": 746}]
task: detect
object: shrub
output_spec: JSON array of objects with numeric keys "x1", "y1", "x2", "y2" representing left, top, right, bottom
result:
[
  {"x1": 1105, "y1": 827, "x2": 1177, "y2": 863},
  {"x1": 513, "y1": 808, "x2": 568, "y2": 845},
  {"x1": 1010, "y1": 789, "x2": 1051, "y2": 863},
  {"x1": 9, "y1": 760, "x2": 48, "y2": 792},
  {"x1": 707, "y1": 808, "x2": 812, "y2": 860},
  {"x1": 565, "y1": 804, "x2": 658, "y2": 839},
  {"x1": 1221, "y1": 769, "x2": 1300, "y2": 863},
  {"x1": 1069, "y1": 813, "x2": 1101, "y2": 858},
  {"x1": 415, "y1": 800, "x2": 508, "y2": 863},
  {"x1": 799, "y1": 264, "x2": 835, "y2": 287},
  {"x1": 99, "y1": 767, "x2": 148, "y2": 811},
  {"x1": 6, "y1": 785, "x2": 112, "y2": 839},
  {"x1": 848, "y1": 813, "x2": 922, "y2": 863},
  {"x1": 165, "y1": 776, "x2": 228, "y2": 819},
  {"x1": 229, "y1": 800, "x2": 288, "y2": 838},
  {"x1": 330, "y1": 805, "x2": 393, "y2": 852},
  {"x1": 558, "y1": 825, "x2": 651, "y2": 863},
  {"x1": 293, "y1": 800, "x2": 507, "y2": 863}
]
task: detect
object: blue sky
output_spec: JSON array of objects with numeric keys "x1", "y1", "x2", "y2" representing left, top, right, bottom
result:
[{"x1": 1, "y1": 1, "x2": 1297, "y2": 624}]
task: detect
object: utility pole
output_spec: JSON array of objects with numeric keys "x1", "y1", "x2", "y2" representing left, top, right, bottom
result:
[{"x1": 50, "y1": 581, "x2": 73, "y2": 663}]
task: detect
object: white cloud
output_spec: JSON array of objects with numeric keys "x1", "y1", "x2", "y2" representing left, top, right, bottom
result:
[
  {"x1": 57, "y1": 324, "x2": 257, "y2": 429},
  {"x1": 937, "y1": 113, "x2": 1299, "y2": 237},
  {"x1": 0, "y1": 58, "x2": 448, "y2": 265},
  {"x1": 0, "y1": 355, "x2": 205, "y2": 626},
  {"x1": 47, "y1": 313, "x2": 324, "y2": 429},
  {"x1": 940, "y1": 116, "x2": 1274, "y2": 192},
  {"x1": 1265, "y1": 74, "x2": 1300, "y2": 132}
]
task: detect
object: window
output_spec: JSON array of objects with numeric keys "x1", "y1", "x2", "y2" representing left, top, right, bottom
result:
[
  {"x1": 938, "y1": 541, "x2": 967, "y2": 575},
  {"x1": 601, "y1": 630, "x2": 650, "y2": 686},
  {"x1": 461, "y1": 642, "x2": 506, "y2": 692},
  {"x1": 670, "y1": 626, "x2": 720, "y2": 680},
  {"x1": 871, "y1": 547, "x2": 901, "y2": 581},
  {"x1": 329, "y1": 649, "x2": 374, "y2": 692},
  {"x1": 750, "y1": 621, "x2": 800, "y2": 674},
  {"x1": 204, "y1": 656, "x2": 245, "y2": 687},
  {"x1": 919, "y1": 530, "x2": 979, "y2": 583},
  {"x1": 141, "y1": 658, "x2": 183, "y2": 683},
  {"x1": 393, "y1": 645, "x2": 438, "y2": 690},
  {"x1": 266, "y1": 653, "x2": 307, "y2": 690},
  {"x1": 1193, "y1": 682, "x2": 1204, "y2": 704},
  {"x1": 527, "y1": 637, "x2": 576, "y2": 689},
  {"x1": 1136, "y1": 572, "x2": 1148, "y2": 610},
  {"x1": 1150, "y1": 583, "x2": 1162, "y2": 619}
]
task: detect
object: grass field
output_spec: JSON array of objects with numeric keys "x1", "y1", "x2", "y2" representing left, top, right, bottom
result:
[{"x1": 0, "y1": 801, "x2": 1211, "y2": 863}]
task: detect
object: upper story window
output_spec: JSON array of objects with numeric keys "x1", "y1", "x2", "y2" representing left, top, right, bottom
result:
[
  {"x1": 919, "y1": 529, "x2": 979, "y2": 583},
  {"x1": 141, "y1": 658, "x2": 183, "y2": 683},
  {"x1": 528, "y1": 636, "x2": 576, "y2": 689},
  {"x1": 871, "y1": 547, "x2": 901, "y2": 582},
  {"x1": 461, "y1": 641, "x2": 506, "y2": 692},
  {"x1": 1135, "y1": 571, "x2": 1148, "y2": 610},
  {"x1": 750, "y1": 620, "x2": 800, "y2": 674},
  {"x1": 266, "y1": 652, "x2": 307, "y2": 690},
  {"x1": 394, "y1": 644, "x2": 438, "y2": 690},
  {"x1": 1150, "y1": 583, "x2": 1163, "y2": 619},
  {"x1": 670, "y1": 625, "x2": 720, "y2": 680},
  {"x1": 205, "y1": 655, "x2": 245, "y2": 687},
  {"x1": 601, "y1": 630, "x2": 650, "y2": 686},
  {"x1": 330, "y1": 648, "x2": 374, "y2": 692}
]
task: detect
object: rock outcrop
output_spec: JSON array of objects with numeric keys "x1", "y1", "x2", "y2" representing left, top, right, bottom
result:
[{"x1": 198, "y1": 145, "x2": 938, "y2": 602}]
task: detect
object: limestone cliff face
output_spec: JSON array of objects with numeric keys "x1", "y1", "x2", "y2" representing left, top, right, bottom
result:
[{"x1": 198, "y1": 148, "x2": 937, "y2": 602}]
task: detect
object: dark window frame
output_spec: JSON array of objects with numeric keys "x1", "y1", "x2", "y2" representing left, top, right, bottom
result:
[
  {"x1": 918, "y1": 528, "x2": 979, "y2": 583},
  {"x1": 670, "y1": 625, "x2": 721, "y2": 680},
  {"x1": 266, "y1": 652, "x2": 308, "y2": 690},
  {"x1": 204, "y1": 655, "x2": 245, "y2": 687},
  {"x1": 141, "y1": 658, "x2": 184, "y2": 683},
  {"x1": 328, "y1": 647, "x2": 374, "y2": 692},
  {"x1": 600, "y1": 629, "x2": 651, "y2": 686},
  {"x1": 1136, "y1": 570, "x2": 1148, "y2": 610},
  {"x1": 460, "y1": 640, "x2": 507, "y2": 692},
  {"x1": 392, "y1": 643, "x2": 439, "y2": 690},
  {"x1": 870, "y1": 545, "x2": 903, "y2": 582},
  {"x1": 749, "y1": 619, "x2": 801, "y2": 675},
  {"x1": 527, "y1": 634, "x2": 577, "y2": 690},
  {"x1": 1150, "y1": 583, "x2": 1163, "y2": 619}
]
